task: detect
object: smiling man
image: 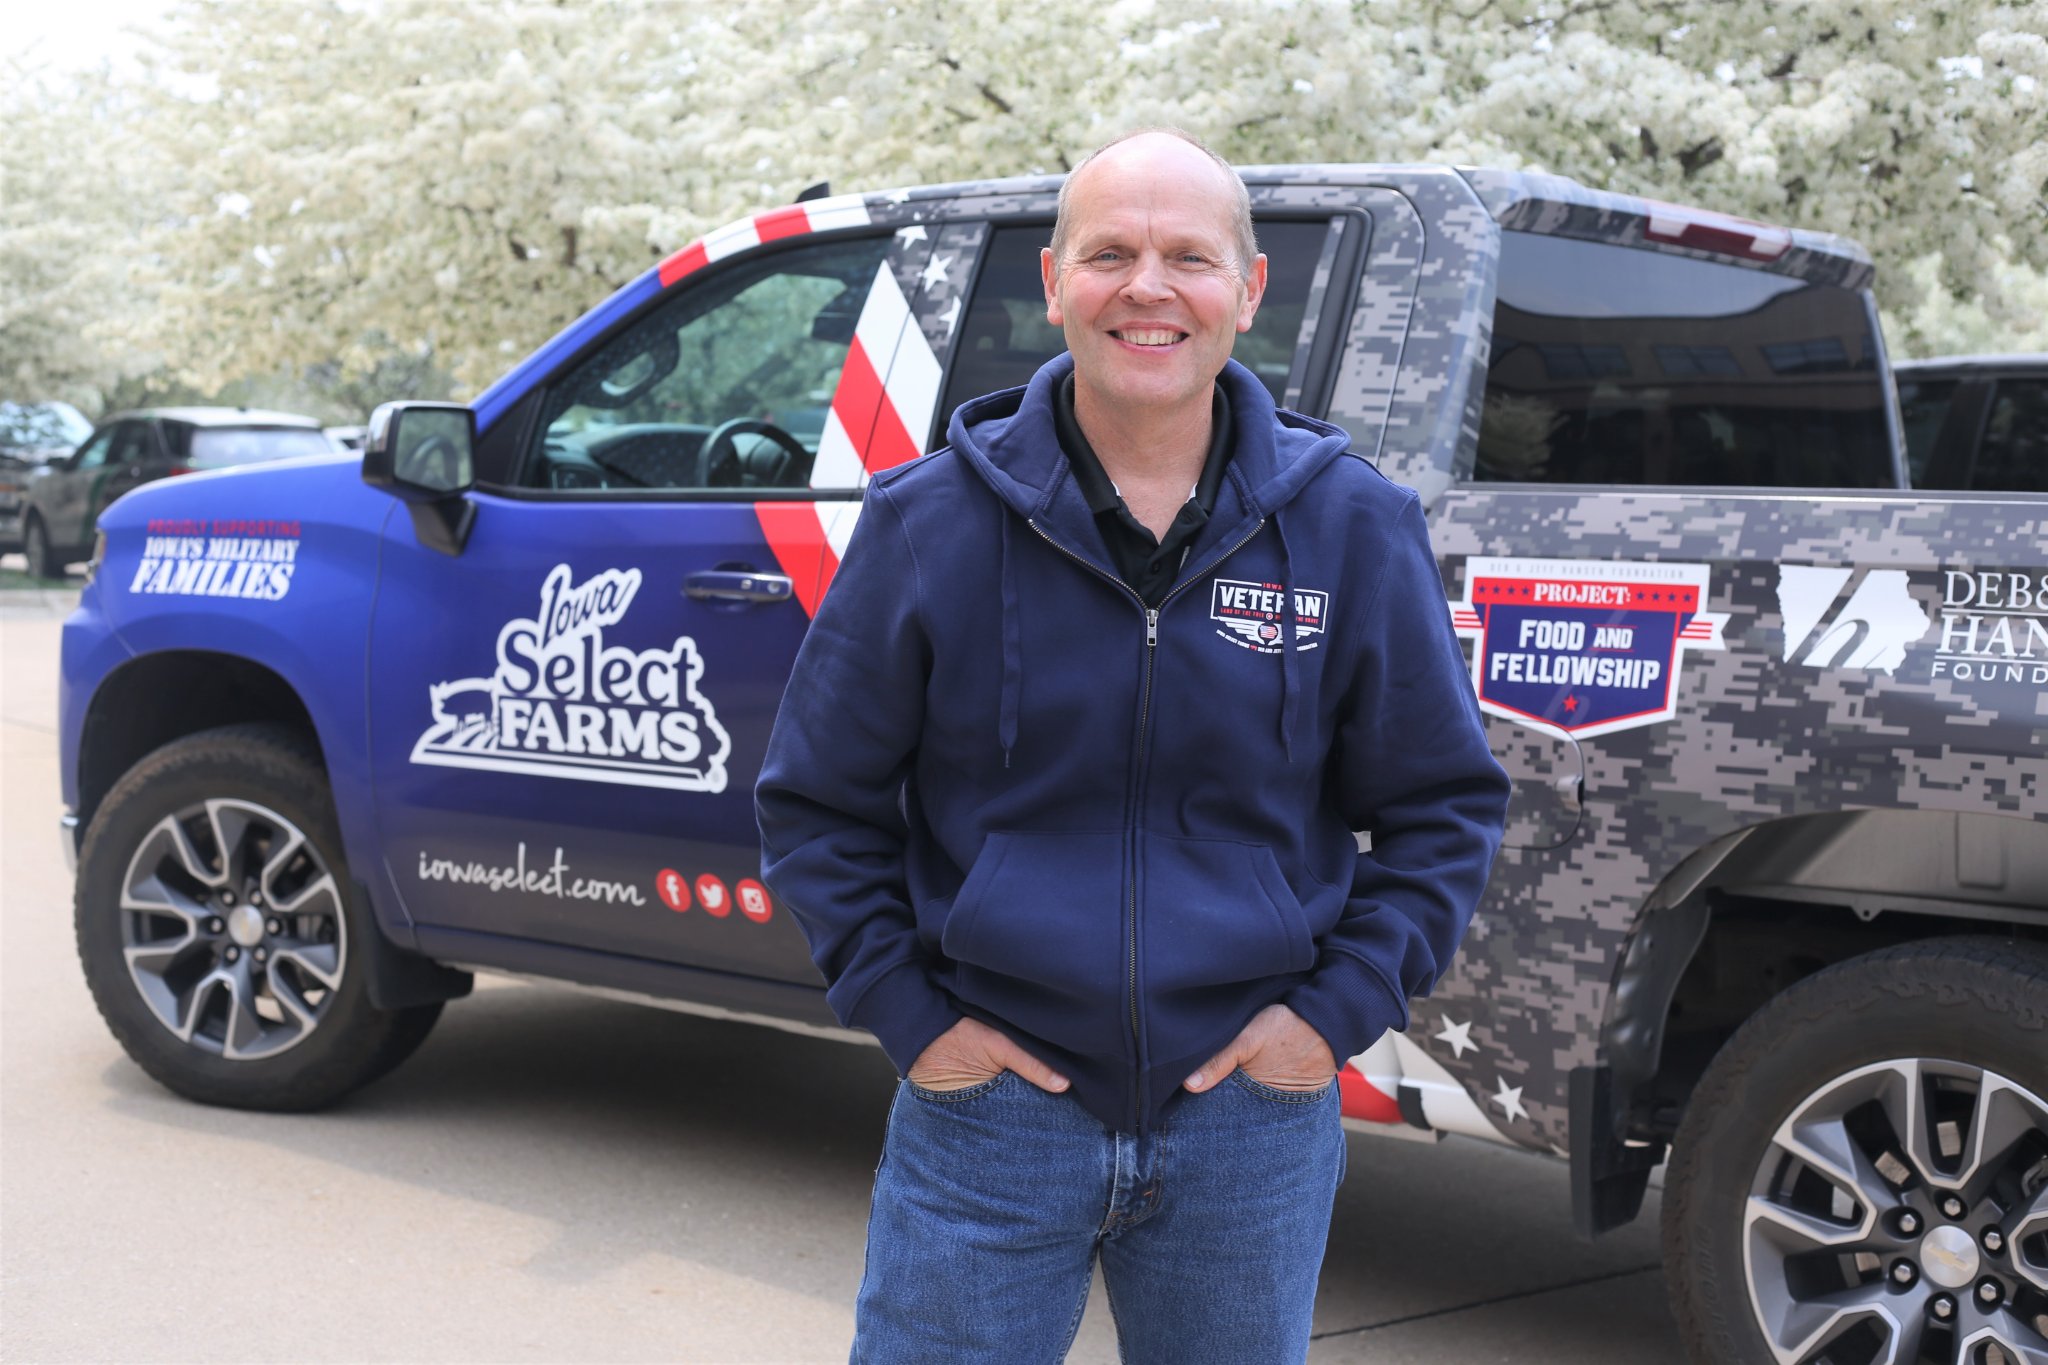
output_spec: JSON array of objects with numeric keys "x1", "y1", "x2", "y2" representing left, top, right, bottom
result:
[{"x1": 758, "y1": 129, "x2": 1509, "y2": 1362}]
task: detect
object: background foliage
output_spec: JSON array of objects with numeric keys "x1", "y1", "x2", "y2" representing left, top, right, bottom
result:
[{"x1": 4, "y1": 0, "x2": 2044, "y2": 416}]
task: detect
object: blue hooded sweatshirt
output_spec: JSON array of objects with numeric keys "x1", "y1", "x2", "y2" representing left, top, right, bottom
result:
[{"x1": 757, "y1": 354, "x2": 1510, "y2": 1136}]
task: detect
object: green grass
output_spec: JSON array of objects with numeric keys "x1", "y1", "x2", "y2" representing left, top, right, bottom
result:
[{"x1": 0, "y1": 566, "x2": 79, "y2": 590}]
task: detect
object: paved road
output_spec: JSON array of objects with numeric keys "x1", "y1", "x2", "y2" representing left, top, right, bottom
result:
[{"x1": 0, "y1": 602, "x2": 1685, "y2": 1363}]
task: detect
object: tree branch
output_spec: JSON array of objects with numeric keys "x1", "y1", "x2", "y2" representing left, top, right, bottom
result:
[
  {"x1": 933, "y1": 52, "x2": 1014, "y2": 115},
  {"x1": 1677, "y1": 136, "x2": 1723, "y2": 178}
]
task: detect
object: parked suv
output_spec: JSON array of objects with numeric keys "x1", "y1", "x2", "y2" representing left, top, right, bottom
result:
[
  {"x1": 1896, "y1": 352, "x2": 2047, "y2": 491},
  {"x1": 59, "y1": 167, "x2": 2047, "y2": 1365},
  {"x1": 0, "y1": 400, "x2": 93, "y2": 552},
  {"x1": 21, "y1": 407, "x2": 334, "y2": 577}
]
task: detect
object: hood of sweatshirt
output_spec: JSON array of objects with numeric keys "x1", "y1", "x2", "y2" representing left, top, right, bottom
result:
[{"x1": 946, "y1": 353, "x2": 1356, "y2": 769}]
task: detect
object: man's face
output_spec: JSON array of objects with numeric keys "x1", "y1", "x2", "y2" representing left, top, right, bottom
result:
[{"x1": 1041, "y1": 136, "x2": 1267, "y2": 420}]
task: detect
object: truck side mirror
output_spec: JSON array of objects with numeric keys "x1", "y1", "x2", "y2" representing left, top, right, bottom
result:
[{"x1": 362, "y1": 402, "x2": 477, "y2": 556}]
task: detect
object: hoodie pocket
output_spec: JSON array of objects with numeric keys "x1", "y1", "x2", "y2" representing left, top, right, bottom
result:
[
  {"x1": 1140, "y1": 834, "x2": 1316, "y2": 1065},
  {"x1": 941, "y1": 830, "x2": 1128, "y2": 1060},
  {"x1": 937, "y1": 831, "x2": 1316, "y2": 1066},
  {"x1": 1140, "y1": 834, "x2": 1316, "y2": 990}
]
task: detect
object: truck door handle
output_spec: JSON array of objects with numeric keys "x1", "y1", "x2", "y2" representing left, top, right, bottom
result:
[{"x1": 683, "y1": 570, "x2": 794, "y2": 604}]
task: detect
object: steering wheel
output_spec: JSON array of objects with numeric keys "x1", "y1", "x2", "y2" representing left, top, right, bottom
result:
[{"x1": 698, "y1": 418, "x2": 810, "y2": 489}]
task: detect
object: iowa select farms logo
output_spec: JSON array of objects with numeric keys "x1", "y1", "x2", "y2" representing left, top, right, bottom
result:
[
  {"x1": 411, "y1": 564, "x2": 730, "y2": 791},
  {"x1": 1450, "y1": 557, "x2": 1727, "y2": 738}
]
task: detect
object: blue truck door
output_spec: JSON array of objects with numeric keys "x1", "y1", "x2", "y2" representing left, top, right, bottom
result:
[{"x1": 366, "y1": 223, "x2": 943, "y2": 983}]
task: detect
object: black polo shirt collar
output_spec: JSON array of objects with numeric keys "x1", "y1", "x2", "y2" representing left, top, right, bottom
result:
[{"x1": 1052, "y1": 373, "x2": 1234, "y2": 607}]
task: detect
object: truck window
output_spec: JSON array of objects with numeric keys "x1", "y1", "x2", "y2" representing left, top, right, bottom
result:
[
  {"x1": 936, "y1": 219, "x2": 1336, "y2": 436},
  {"x1": 1475, "y1": 231, "x2": 1892, "y2": 489},
  {"x1": 1971, "y1": 377, "x2": 2048, "y2": 493},
  {"x1": 521, "y1": 235, "x2": 893, "y2": 493},
  {"x1": 1897, "y1": 376, "x2": 1959, "y2": 484}
]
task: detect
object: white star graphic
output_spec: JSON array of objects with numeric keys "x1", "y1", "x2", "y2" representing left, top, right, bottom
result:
[
  {"x1": 936, "y1": 296, "x2": 962, "y2": 333},
  {"x1": 919, "y1": 253, "x2": 955, "y2": 290},
  {"x1": 1492, "y1": 1078, "x2": 1527, "y2": 1123},
  {"x1": 1434, "y1": 1017, "x2": 1476, "y2": 1059},
  {"x1": 895, "y1": 224, "x2": 928, "y2": 245}
]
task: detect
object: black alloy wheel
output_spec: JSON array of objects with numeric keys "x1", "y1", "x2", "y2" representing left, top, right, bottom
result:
[
  {"x1": 75, "y1": 724, "x2": 442, "y2": 1110},
  {"x1": 1664, "y1": 938, "x2": 2048, "y2": 1365}
]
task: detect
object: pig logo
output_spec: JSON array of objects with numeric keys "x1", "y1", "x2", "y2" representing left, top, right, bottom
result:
[{"x1": 411, "y1": 564, "x2": 730, "y2": 791}]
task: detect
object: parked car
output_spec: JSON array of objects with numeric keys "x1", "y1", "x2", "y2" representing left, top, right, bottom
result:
[
  {"x1": 0, "y1": 400, "x2": 94, "y2": 552},
  {"x1": 59, "y1": 168, "x2": 2047, "y2": 1365},
  {"x1": 1896, "y1": 352, "x2": 2047, "y2": 491},
  {"x1": 21, "y1": 407, "x2": 335, "y2": 577},
  {"x1": 324, "y1": 425, "x2": 369, "y2": 453}
]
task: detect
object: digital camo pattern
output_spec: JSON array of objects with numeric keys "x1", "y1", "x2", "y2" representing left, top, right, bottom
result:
[
  {"x1": 1344, "y1": 172, "x2": 1500, "y2": 503},
  {"x1": 1318, "y1": 192, "x2": 1423, "y2": 468},
  {"x1": 1421, "y1": 489, "x2": 2048, "y2": 1149},
  {"x1": 1461, "y1": 167, "x2": 1875, "y2": 292},
  {"x1": 881, "y1": 220, "x2": 940, "y2": 319},
  {"x1": 905, "y1": 220, "x2": 987, "y2": 388}
]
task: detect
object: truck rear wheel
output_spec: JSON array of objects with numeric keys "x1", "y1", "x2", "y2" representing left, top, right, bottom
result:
[
  {"x1": 75, "y1": 724, "x2": 442, "y2": 1110},
  {"x1": 1663, "y1": 937, "x2": 2048, "y2": 1365}
]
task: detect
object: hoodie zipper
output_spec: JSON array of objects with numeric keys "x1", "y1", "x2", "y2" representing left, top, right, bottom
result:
[{"x1": 1026, "y1": 514, "x2": 1268, "y2": 1133}]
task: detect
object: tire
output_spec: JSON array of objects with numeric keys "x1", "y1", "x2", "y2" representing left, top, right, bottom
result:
[
  {"x1": 1663, "y1": 937, "x2": 2048, "y2": 1365},
  {"x1": 75, "y1": 723, "x2": 443, "y2": 1110},
  {"x1": 23, "y1": 512, "x2": 63, "y2": 579}
]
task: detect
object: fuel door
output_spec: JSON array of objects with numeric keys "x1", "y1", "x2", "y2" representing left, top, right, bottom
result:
[{"x1": 1486, "y1": 715, "x2": 1584, "y2": 850}]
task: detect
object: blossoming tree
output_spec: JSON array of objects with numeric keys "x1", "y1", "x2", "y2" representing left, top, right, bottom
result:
[{"x1": 4, "y1": 0, "x2": 2042, "y2": 404}]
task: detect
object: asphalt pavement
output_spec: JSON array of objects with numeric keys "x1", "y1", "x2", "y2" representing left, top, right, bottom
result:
[{"x1": 0, "y1": 597, "x2": 1684, "y2": 1363}]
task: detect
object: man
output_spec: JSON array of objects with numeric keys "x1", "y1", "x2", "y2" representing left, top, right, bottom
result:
[{"x1": 757, "y1": 129, "x2": 1509, "y2": 1362}]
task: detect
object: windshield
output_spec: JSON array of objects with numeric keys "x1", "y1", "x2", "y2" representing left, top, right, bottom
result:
[
  {"x1": 0, "y1": 402, "x2": 94, "y2": 454},
  {"x1": 186, "y1": 427, "x2": 336, "y2": 468}
]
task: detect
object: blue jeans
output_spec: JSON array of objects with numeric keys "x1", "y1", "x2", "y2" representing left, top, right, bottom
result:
[{"x1": 851, "y1": 1067, "x2": 1346, "y2": 1364}]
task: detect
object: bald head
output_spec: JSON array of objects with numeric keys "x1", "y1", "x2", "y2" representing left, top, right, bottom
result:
[{"x1": 1049, "y1": 129, "x2": 1258, "y2": 281}]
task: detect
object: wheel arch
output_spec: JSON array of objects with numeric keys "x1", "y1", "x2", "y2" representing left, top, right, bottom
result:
[
  {"x1": 72, "y1": 655, "x2": 470, "y2": 1012},
  {"x1": 1572, "y1": 808, "x2": 2048, "y2": 1236},
  {"x1": 76, "y1": 649, "x2": 325, "y2": 841}
]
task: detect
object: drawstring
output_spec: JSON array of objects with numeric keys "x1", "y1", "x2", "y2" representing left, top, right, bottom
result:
[
  {"x1": 1276, "y1": 514, "x2": 1300, "y2": 765},
  {"x1": 999, "y1": 511, "x2": 1021, "y2": 767}
]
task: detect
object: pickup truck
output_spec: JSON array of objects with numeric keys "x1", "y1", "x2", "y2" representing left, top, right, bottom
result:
[{"x1": 58, "y1": 165, "x2": 2048, "y2": 1365}]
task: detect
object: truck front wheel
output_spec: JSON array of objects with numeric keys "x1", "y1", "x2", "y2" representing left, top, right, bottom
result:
[
  {"x1": 75, "y1": 724, "x2": 442, "y2": 1110},
  {"x1": 1663, "y1": 937, "x2": 2048, "y2": 1365}
]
